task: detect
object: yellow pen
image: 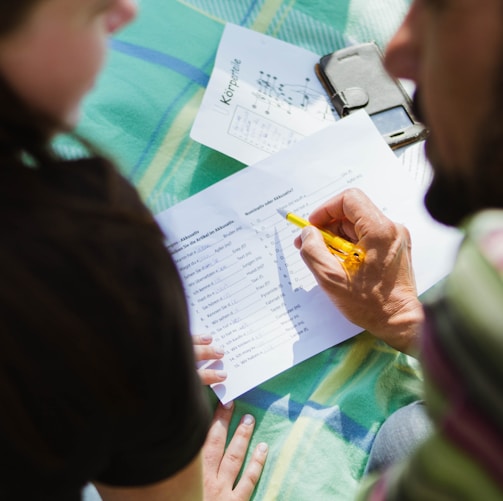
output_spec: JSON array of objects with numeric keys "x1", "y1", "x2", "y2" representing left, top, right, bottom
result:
[{"x1": 277, "y1": 208, "x2": 365, "y2": 267}]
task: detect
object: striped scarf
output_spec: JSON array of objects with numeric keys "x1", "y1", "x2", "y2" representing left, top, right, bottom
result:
[{"x1": 359, "y1": 209, "x2": 503, "y2": 500}]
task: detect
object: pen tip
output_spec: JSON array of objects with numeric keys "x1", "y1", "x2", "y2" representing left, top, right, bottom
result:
[{"x1": 277, "y1": 208, "x2": 288, "y2": 218}]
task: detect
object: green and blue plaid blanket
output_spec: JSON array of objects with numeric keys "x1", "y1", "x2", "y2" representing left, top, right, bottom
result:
[{"x1": 78, "y1": 1, "x2": 422, "y2": 499}]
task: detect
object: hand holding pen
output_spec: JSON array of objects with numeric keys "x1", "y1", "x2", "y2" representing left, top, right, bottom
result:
[
  {"x1": 277, "y1": 208, "x2": 365, "y2": 269},
  {"x1": 288, "y1": 188, "x2": 422, "y2": 355}
]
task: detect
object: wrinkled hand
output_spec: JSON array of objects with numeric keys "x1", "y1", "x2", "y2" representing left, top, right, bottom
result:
[
  {"x1": 193, "y1": 335, "x2": 227, "y2": 385},
  {"x1": 203, "y1": 402, "x2": 268, "y2": 501},
  {"x1": 295, "y1": 188, "x2": 424, "y2": 355}
]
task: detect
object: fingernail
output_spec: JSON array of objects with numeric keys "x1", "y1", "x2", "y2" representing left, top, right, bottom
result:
[
  {"x1": 223, "y1": 400, "x2": 234, "y2": 409},
  {"x1": 200, "y1": 335, "x2": 212, "y2": 342},
  {"x1": 215, "y1": 370, "x2": 227, "y2": 380},
  {"x1": 243, "y1": 414, "x2": 254, "y2": 425},
  {"x1": 214, "y1": 346, "x2": 225, "y2": 356},
  {"x1": 258, "y1": 442, "x2": 268, "y2": 454}
]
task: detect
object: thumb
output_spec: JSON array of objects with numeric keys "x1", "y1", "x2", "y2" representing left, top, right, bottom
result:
[
  {"x1": 300, "y1": 226, "x2": 330, "y2": 260},
  {"x1": 300, "y1": 226, "x2": 348, "y2": 284}
]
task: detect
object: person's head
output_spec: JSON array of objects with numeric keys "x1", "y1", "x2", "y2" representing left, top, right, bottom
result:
[
  {"x1": 0, "y1": 0, "x2": 137, "y2": 163},
  {"x1": 384, "y1": 0, "x2": 503, "y2": 227}
]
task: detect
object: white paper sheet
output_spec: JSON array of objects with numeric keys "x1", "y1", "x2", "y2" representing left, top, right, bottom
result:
[
  {"x1": 190, "y1": 23, "x2": 337, "y2": 165},
  {"x1": 157, "y1": 111, "x2": 461, "y2": 404}
]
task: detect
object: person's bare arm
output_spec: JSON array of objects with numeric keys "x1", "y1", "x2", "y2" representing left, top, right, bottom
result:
[
  {"x1": 95, "y1": 402, "x2": 267, "y2": 501},
  {"x1": 95, "y1": 454, "x2": 203, "y2": 501}
]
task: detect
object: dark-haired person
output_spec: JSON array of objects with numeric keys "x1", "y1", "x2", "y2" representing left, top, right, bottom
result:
[
  {"x1": 0, "y1": 0, "x2": 266, "y2": 499},
  {"x1": 295, "y1": 0, "x2": 503, "y2": 498}
]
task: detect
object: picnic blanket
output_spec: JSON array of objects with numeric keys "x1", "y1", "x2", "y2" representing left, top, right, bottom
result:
[{"x1": 75, "y1": 1, "x2": 424, "y2": 500}]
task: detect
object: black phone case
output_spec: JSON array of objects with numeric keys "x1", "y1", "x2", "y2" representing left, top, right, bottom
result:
[{"x1": 315, "y1": 42, "x2": 428, "y2": 149}]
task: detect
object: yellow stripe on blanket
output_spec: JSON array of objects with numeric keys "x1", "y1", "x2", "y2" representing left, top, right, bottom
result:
[
  {"x1": 261, "y1": 414, "x2": 312, "y2": 500},
  {"x1": 177, "y1": 0, "x2": 227, "y2": 24},
  {"x1": 136, "y1": 88, "x2": 205, "y2": 200},
  {"x1": 310, "y1": 333, "x2": 376, "y2": 406},
  {"x1": 251, "y1": 0, "x2": 295, "y2": 34}
]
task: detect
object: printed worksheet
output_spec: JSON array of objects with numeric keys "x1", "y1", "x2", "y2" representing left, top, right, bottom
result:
[
  {"x1": 157, "y1": 112, "x2": 461, "y2": 404},
  {"x1": 190, "y1": 23, "x2": 337, "y2": 165}
]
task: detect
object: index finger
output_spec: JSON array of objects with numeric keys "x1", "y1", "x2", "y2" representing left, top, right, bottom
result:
[
  {"x1": 308, "y1": 188, "x2": 389, "y2": 242},
  {"x1": 202, "y1": 401, "x2": 234, "y2": 475},
  {"x1": 232, "y1": 441, "x2": 268, "y2": 500}
]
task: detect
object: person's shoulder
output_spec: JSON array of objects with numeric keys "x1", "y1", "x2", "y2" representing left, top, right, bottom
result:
[
  {"x1": 462, "y1": 209, "x2": 503, "y2": 277},
  {"x1": 421, "y1": 209, "x2": 503, "y2": 353},
  {"x1": 426, "y1": 209, "x2": 503, "y2": 345},
  {"x1": 439, "y1": 209, "x2": 503, "y2": 312},
  {"x1": 0, "y1": 155, "x2": 142, "y2": 211},
  {"x1": 46, "y1": 156, "x2": 144, "y2": 209},
  {"x1": 418, "y1": 210, "x2": 503, "y2": 501}
]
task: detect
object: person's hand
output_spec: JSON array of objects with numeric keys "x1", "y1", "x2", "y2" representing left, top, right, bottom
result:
[
  {"x1": 295, "y1": 188, "x2": 424, "y2": 355},
  {"x1": 193, "y1": 335, "x2": 227, "y2": 385},
  {"x1": 203, "y1": 401, "x2": 268, "y2": 501}
]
